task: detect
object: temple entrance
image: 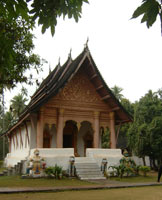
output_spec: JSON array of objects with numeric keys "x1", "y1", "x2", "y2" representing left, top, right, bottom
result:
[
  {"x1": 43, "y1": 131, "x2": 51, "y2": 148},
  {"x1": 83, "y1": 131, "x2": 93, "y2": 156},
  {"x1": 63, "y1": 120, "x2": 78, "y2": 156},
  {"x1": 43, "y1": 124, "x2": 51, "y2": 148},
  {"x1": 63, "y1": 134, "x2": 73, "y2": 147}
]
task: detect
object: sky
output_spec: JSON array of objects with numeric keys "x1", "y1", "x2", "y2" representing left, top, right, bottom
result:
[{"x1": 5, "y1": 0, "x2": 162, "y2": 107}]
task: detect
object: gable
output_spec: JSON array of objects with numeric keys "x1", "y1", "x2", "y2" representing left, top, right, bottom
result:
[{"x1": 46, "y1": 67, "x2": 110, "y2": 111}]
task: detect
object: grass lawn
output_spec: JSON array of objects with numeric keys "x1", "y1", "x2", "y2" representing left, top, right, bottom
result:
[
  {"x1": 1, "y1": 186, "x2": 162, "y2": 200},
  {"x1": 0, "y1": 176, "x2": 95, "y2": 187},
  {"x1": 0, "y1": 171, "x2": 159, "y2": 187},
  {"x1": 109, "y1": 171, "x2": 158, "y2": 183}
]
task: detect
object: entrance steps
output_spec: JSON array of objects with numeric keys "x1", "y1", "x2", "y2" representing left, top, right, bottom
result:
[{"x1": 75, "y1": 157, "x2": 106, "y2": 180}]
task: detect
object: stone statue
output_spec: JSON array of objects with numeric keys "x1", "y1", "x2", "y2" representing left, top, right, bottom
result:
[{"x1": 27, "y1": 149, "x2": 46, "y2": 177}]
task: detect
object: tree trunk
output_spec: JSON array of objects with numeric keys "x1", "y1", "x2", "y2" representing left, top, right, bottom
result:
[
  {"x1": 142, "y1": 157, "x2": 146, "y2": 166},
  {"x1": 149, "y1": 157, "x2": 153, "y2": 170},
  {"x1": 152, "y1": 158, "x2": 158, "y2": 171}
]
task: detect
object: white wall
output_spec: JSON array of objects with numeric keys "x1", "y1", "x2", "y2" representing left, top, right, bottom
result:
[
  {"x1": 10, "y1": 125, "x2": 30, "y2": 157},
  {"x1": 29, "y1": 148, "x2": 74, "y2": 170},
  {"x1": 131, "y1": 156, "x2": 150, "y2": 166},
  {"x1": 6, "y1": 125, "x2": 31, "y2": 167},
  {"x1": 86, "y1": 148, "x2": 123, "y2": 171}
]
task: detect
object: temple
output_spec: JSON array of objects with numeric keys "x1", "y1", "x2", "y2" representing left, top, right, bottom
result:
[{"x1": 3, "y1": 46, "x2": 132, "y2": 173}]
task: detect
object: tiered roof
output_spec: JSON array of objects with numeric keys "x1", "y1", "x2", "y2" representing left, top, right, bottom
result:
[{"x1": 3, "y1": 46, "x2": 132, "y2": 136}]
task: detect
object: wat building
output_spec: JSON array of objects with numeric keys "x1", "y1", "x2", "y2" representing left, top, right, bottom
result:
[{"x1": 3, "y1": 46, "x2": 132, "y2": 172}]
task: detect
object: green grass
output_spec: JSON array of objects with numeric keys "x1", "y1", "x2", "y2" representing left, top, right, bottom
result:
[
  {"x1": 0, "y1": 168, "x2": 5, "y2": 173},
  {"x1": 0, "y1": 176, "x2": 95, "y2": 187},
  {"x1": 109, "y1": 171, "x2": 158, "y2": 183},
  {"x1": 1, "y1": 186, "x2": 162, "y2": 200},
  {"x1": 0, "y1": 161, "x2": 4, "y2": 172},
  {"x1": 0, "y1": 171, "x2": 158, "y2": 187}
]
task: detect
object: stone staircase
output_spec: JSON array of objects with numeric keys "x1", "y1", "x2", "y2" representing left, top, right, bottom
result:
[{"x1": 75, "y1": 157, "x2": 106, "y2": 180}]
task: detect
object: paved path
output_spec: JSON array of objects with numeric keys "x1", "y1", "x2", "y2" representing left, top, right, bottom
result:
[{"x1": 0, "y1": 180, "x2": 162, "y2": 194}]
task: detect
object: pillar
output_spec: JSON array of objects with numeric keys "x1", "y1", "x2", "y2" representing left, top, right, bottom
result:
[
  {"x1": 30, "y1": 113, "x2": 38, "y2": 148},
  {"x1": 8, "y1": 136, "x2": 11, "y2": 153},
  {"x1": 93, "y1": 111, "x2": 100, "y2": 148},
  {"x1": 109, "y1": 112, "x2": 116, "y2": 148},
  {"x1": 36, "y1": 109, "x2": 44, "y2": 148},
  {"x1": 56, "y1": 108, "x2": 64, "y2": 148}
]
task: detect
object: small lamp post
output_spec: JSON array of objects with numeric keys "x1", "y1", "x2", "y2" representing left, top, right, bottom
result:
[
  {"x1": 101, "y1": 158, "x2": 107, "y2": 173},
  {"x1": 69, "y1": 156, "x2": 75, "y2": 177}
]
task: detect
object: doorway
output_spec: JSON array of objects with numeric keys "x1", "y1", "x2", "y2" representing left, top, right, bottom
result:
[
  {"x1": 63, "y1": 120, "x2": 78, "y2": 156},
  {"x1": 83, "y1": 131, "x2": 93, "y2": 156},
  {"x1": 43, "y1": 131, "x2": 51, "y2": 148}
]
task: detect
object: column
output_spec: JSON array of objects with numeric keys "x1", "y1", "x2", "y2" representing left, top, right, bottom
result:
[
  {"x1": 56, "y1": 108, "x2": 64, "y2": 148},
  {"x1": 77, "y1": 122, "x2": 81, "y2": 131},
  {"x1": 8, "y1": 136, "x2": 11, "y2": 153},
  {"x1": 109, "y1": 112, "x2": 116, "y2": 149},
  {"x1": 30, "y1": 113, "x2": 37, "y2": 148},
  {"x1": 36, "y1": 109, "x2": 44, "y2": 148},
  {"x1": 93, "y1": 111, "x2": 100, "y2": 148}
]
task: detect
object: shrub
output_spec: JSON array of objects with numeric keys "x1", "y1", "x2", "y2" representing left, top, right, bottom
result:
[
  {"x1": 133, "y1": 165, "x2": 141, "y2": 176},
  {"x1": 45, "y1": 166, "x2": 54, "y2": 177},
  {"x1": 54, "y1": 165, "x2": 63, "y2": 179},
  {"x1": 139, "y1": 166, "x2": 151, "y2": 177},
  {"x1": 109, "y1": 157, "x2": 141, "y2": 178},
  {"x1": 109, "y1": 164, "x2": 126, "y2": 178},
  {"x1": 45, "y1": 165, "x2": 63, "y2": 179}
]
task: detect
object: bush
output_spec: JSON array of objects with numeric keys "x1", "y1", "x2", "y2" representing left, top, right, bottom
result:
[
  {"x1": 45, "y1": 165, "x2": 63, "y2": 179},
  {"x1": 133, "y1": 165, "x2": 141, "y2": 176},
  {"x1": 45, "y1": 167, "x2": 54, "y2": 177},
  {"x1": 109, "y1": 157, "x2": 141, "y2": 178},
  {"x1": 139, "y1": 166, "x2": 151, "y2": 177},
  {"x1": 109, "y1": 165, "x2": 126, "y2": 178}
]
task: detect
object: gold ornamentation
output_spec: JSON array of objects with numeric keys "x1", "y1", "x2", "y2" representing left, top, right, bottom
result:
[{"x1": 56, "y1": 71, "x2": 101, "y2": 103}]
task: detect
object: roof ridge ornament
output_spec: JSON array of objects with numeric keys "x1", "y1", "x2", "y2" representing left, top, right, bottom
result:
[
  {"x1": 48, "y1": 62, "x2": 51, "y2": 74},
  {"x1": 84, "y1": 37, "x2": 89, "y2": 52},
  {"x1": 58, "y1": 57, "x2": 61, "y2": 68},
  {"x1": 68, "y1": 48, "x2": 72, "y2": 60}
]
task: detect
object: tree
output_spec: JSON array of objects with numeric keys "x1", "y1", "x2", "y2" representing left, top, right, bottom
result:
[
  {"x1": 0, "y1": 109, "x2": 13, "y2": 160},
  {"x1": 134, "y1": 90, "x2": 162, "y2": 124},
  {"x1": 132, "y1": 0, "x2": 162, "y2": 33},
  {"x1": 0, "y1": 11, "x2": 44, "y2": 90},
  {"x1": 149, "y1": 116, "x2": 162, "y2": 164},
  {"x1": 127, "y1": 90, "x2": 162, "y2": 168},
  {"x1": 111, "y1": 85, "x2": 124, "y2": 101},
  {"x1": 10, "y1": 93, "x2": 28, "y2": 119},
  {"x1": 101, "y1": 88, "x2": 134, "y2": 150},
  {"x1": 1, "y1": 0, "x2": 89, "y2": 36},
  {"x1": 116, "y1": 98, "x2": 134, "y2": 149},
  {"x1": 0, "y1": 0, "x2": 88, "y2": 90},
  {"x1": 101, "y1": 128, "x2": 110, "y2": 148}
]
